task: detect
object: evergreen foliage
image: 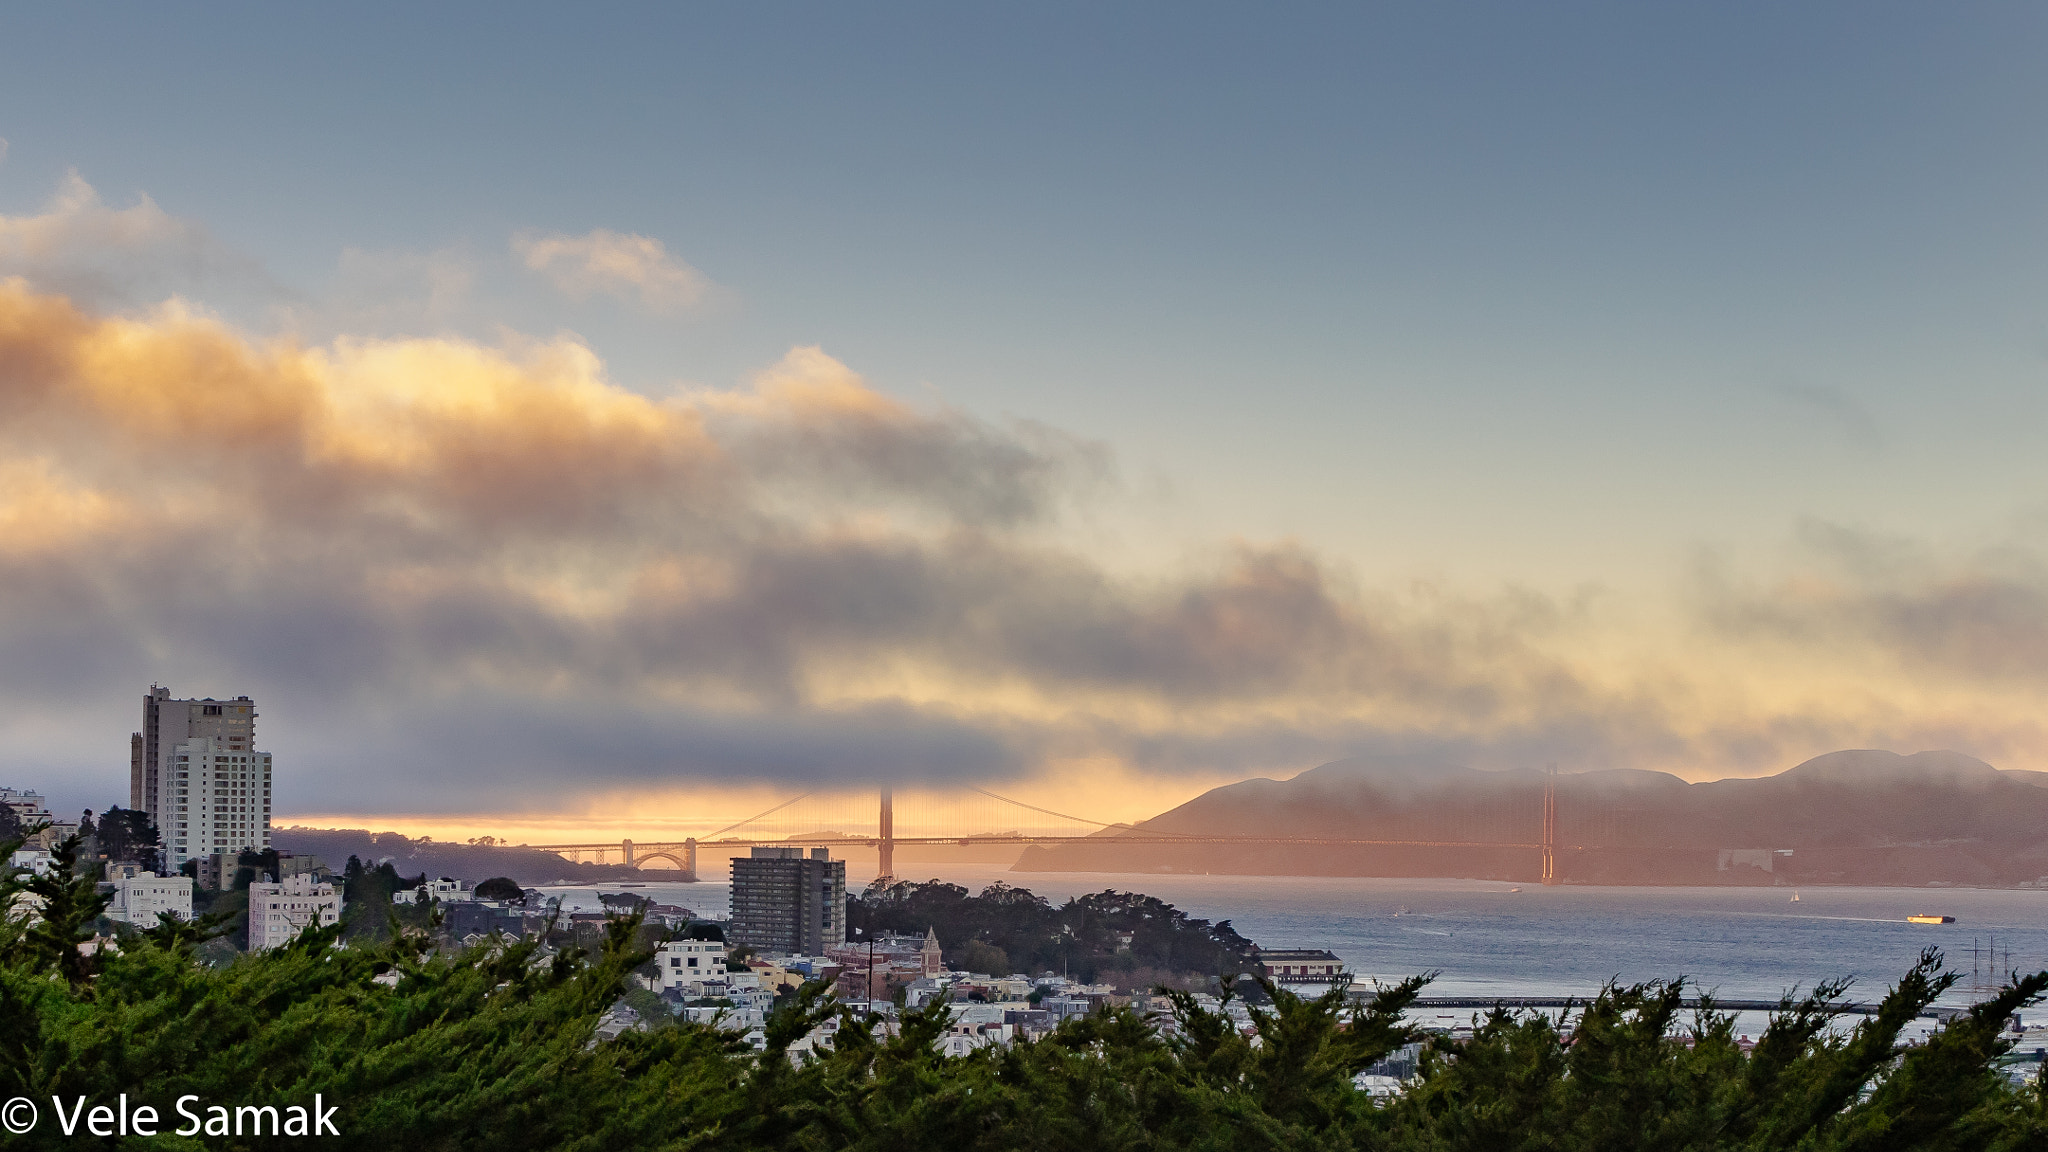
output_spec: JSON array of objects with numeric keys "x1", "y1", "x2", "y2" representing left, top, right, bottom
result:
[
  {"x1": 848, "y1": 879, "x2": 1259, "y2": 985},
  {"x1": 475, "y1": 877, "x2": 524, "y2": 903},
  {"x1": 4, "y1": 832, "x2": 2047, "y2": 1149},
  {"x1": 93, "y1": 807, "x2": 159, "y2": 869}
]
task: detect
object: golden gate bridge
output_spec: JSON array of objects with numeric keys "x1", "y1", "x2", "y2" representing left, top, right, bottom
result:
[{"x1": 524, "y1": 772, "x2": 1569, "y2": 883}]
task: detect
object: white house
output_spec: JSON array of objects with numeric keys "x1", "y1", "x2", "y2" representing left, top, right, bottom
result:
[{"x1": 391, "y1": 876, "x2": 472, "y2": 905}]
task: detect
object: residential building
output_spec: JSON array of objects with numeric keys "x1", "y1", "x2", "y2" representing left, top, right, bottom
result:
[
  {"x1": 729, "y1": 847, "x2": 845, "y2": 956},
  {"x1": 159, "y1": 736, "x2": 273, "y2": 871},
  {"x1": 392, "y1": 876, "x2": 472, "y2": 905},
  {"x1": 195, "y1": 851, "x2": 243, "y2": 891},
  {"x1": 651, "y1": 938, "x2": 730, "y2": 994},
  {"x1": 106, "y1": 874, "x2": 194, "y2": 926},
  {"x1": 2, "y1": 787, "x2": 77, "y2": 850},
  {"x1": 277, "y1": 853, "x2": 328, "y2": 881},
  {"x1": 131, "y1": 686, "x2": 258, "y2": 831},
  {"x1": 1, "y1": 786, "x2": 47, "y2": 824},
  {"x1": 247, "y1": 873, "x2": 341, "y2": 950},
  {"x1": 442, "y1": 902, "x2": 541, "y2": 941}
]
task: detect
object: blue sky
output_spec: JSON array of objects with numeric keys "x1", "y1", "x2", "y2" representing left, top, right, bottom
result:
[{"x1": 3, "y1": 5, "x2": 2048, "y2": 825}]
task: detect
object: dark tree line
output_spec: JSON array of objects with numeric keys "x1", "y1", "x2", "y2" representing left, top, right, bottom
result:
[
  {"x1": 91, "y1": 806, "x2": 159, "y2": 868},
  {"x1": 7, "y1": 830, "x2": 2048, "y2": 1150},
  {"x1": 849, "y1": 879, "x2": 1283, "y2": 985}
]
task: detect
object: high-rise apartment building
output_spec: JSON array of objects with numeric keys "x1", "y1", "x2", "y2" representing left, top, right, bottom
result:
[
  {"x1": 130, "y1": 687, "x2": 269, "y2": 871},
  {"x1": 131, "y1": 686, "x2": 258, "y2": 819},
  {"x1": 729, "y1": 847, "x2": 846, "y2": 956},
  {"x1": 158, "y1": 736, "x2": 273, "y2": 872}
]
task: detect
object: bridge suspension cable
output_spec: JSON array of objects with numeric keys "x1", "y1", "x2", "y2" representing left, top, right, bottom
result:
[
  {"x1": 704, "y1": 791, "x2": 815, "y2": 840},
  {"x1": 968, "y1": 787, "x2": 1182, "y2": 838}
]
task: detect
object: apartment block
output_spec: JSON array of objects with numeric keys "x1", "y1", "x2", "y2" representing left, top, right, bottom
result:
[
  {"x1": 160, "y1": 736, "x2": 272, "y2": 871},
  {"x1": 729, "y1": 847, "x2": 845, "y2": 956},
  {"x1": 650, "y1": 938, "x2": 730, "y2": 993},
  {"x1": 247, "y1": 873, "x2": 342, "y2": 950},
  {"x1": 131, "y1": 686, "x2": 258, "y2": 836},
  {"x1": 105, "y1": 873, "x2": 195, "y2": 926}
]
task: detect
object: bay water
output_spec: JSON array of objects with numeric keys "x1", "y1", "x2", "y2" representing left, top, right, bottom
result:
[{"x1": 539, "y1": 865, "x2": 2048, "y2": 1035}]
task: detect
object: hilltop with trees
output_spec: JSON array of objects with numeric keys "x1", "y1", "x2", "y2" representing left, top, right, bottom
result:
[
  {"x1": 848, "y1": 878, "x2": 1278, "y2": 989},
  {"x1": 272, "y1": 825, "x2": 645, "y2": 884}
]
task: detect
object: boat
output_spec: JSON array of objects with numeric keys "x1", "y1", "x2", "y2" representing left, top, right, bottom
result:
[
  {"x1": 1907, "y1": 914, "x2": 1955, "y2": 925},
  {"x1": 1790, "y1": 893, "x2": 1799, "y2": 902},
  {"x1": 1508, "y1": 887, "x2": 1522, "y2": 893}
]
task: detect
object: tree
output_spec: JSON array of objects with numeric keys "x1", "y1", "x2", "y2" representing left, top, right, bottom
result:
[
  {"x1": 476, "y1": 876, "x2": 524, "y2": 902},
  {"x1": 236, "y1": 846, "x2": 281, "y2": 883},
  {"x1": 94, "y1": 806, "x2": 160, "y2": 869},
  {"x1": 957, "y1": 939, "x2": 1011, "y2": 976}
]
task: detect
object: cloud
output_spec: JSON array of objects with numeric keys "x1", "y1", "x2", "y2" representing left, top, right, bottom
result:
[
  {"x1": 512, "y1": 227, "x2": 713, "y2": 313},
  {"x1": 4, "y1": 278, "x2": 2045, "y2": 815},
  {"x1": 1697, "y1": 518, "x2": 2048, "y2": 683},
  {"x1": 0, "y1": 280, "x2": 1656, "y2": 808},
  {"x1": 0, "y1": 171, "x2": 260, "y2": 307}
]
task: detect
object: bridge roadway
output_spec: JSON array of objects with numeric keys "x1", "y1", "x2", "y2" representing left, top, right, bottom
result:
[
  {"x1": 1370, "y1": 994, "x2": 1963, "y2": 1021},
  {"x1": 528, "y1": 834, "x2": 1555, "y2": 851},
  {"x1": 523, "y1": 833, "x2": 1561, "y2": 873}
]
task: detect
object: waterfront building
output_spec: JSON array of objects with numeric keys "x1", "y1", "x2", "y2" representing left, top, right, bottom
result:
[
  {"x1": 1255, "y1": 948, "x2": 1347, "y2": 985},
  {"x1": 391, "y1": 876, "x2": 473, "y2": 904},
  {"x1": 247, "y1": 873, "x2": 341, "y2": 950},
  {"x1": 729, "y1": 847, "x2": 846, "y2": 956}
]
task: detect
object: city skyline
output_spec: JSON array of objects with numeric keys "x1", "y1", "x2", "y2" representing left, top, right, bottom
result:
[{"x1": 3, "y1": 6, "x2": 2048, "y2": 833}]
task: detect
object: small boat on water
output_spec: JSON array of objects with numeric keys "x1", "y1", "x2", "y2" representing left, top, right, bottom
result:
[
  {"x1": 1790, "y1": 893, "x2": 1799, "y2": 902},
  {"x1": 1907, "y1": 914, "x2": 1955, "y2": 925},
  {"x1": 1508, "y1": 887, "x2": 1522, "y2": 893}
]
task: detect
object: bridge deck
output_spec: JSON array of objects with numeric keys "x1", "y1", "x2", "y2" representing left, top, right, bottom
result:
[{"x1": 527, "y1": 835, "x2": 1555, "y2": 851}]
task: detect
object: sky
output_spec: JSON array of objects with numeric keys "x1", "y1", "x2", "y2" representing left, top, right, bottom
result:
[{"x1": 2, "y1": 4, "x2": 2047, "y2": 834}]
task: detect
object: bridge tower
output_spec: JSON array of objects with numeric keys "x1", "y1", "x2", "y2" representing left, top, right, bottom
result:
[
  {"x1": 1541, "y1": 765, "x2": 1558, "y2": 885},
  {"x1": 622, "y1": 839, "x2": 635, "y2": 868},
  {"x1": 877, "y1": 786, "x2": 895, "y2": 883}
]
